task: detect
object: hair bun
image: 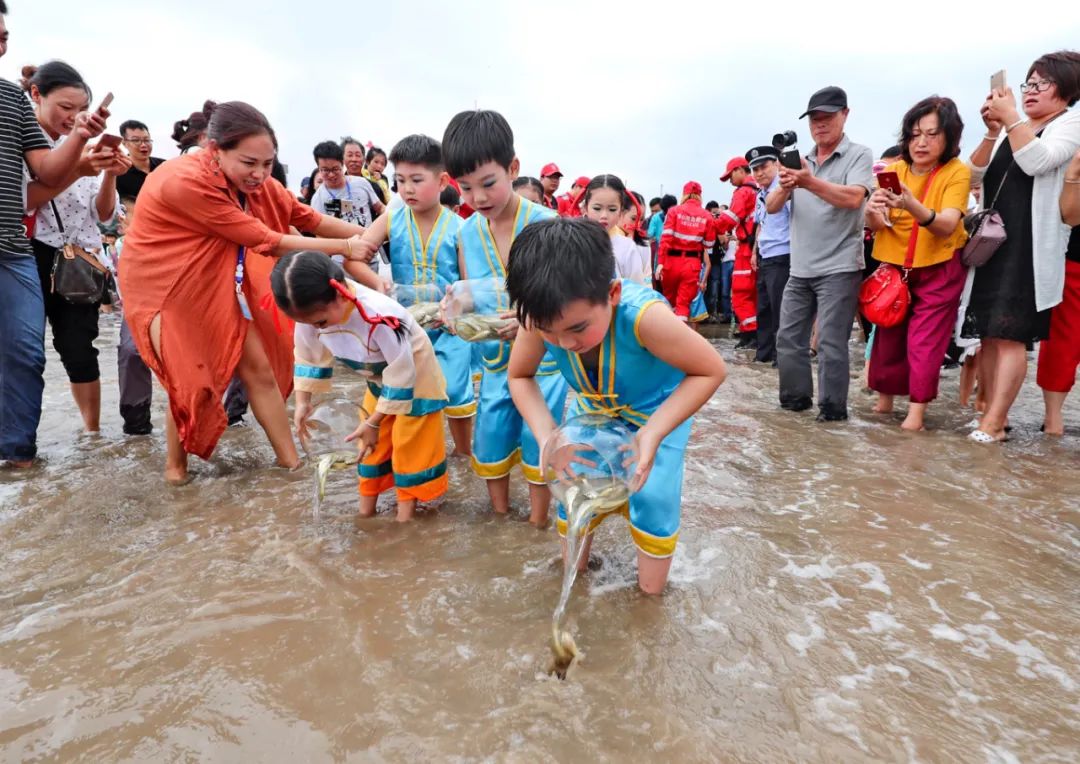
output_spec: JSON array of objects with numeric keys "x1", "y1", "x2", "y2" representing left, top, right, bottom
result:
[
  {"x1": 201, "y1": 100, "x2": 218, "y2": 119},
  {"x1": 19, "y1": 65, "x2": 38, "y2": 92}
]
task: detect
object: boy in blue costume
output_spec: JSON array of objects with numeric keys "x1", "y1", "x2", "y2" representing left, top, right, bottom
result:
[
  {"x1": 442, "y1": 109, "x2": 569, "y2": 525},
  {"x1": 356, "y1": 134, "x2": 475, "y2": 456},
  {"x1": 507, "y1": 218, "x2": 727, "y2": 593}
]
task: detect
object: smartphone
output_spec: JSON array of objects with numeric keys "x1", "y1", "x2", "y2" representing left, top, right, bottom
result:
[
  {"x1": 877, "y1": 171, "x2": 902, "y2": 195},
  {"x1": 780, "y1": 149, "x2": 802, "y2": 171},
  {"x1": 991, "y1": 69, "x2": 1006, "y2": 92},
  {"x1": 96, "y1": 92, "x2": 114, "y2": 114},
  {"x1": 97, "y1": 134, "x2": 122, "y2": 151}
]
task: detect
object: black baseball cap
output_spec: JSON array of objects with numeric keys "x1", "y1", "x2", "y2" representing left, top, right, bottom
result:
[
  {"x1": 799, "y1": 86, "x2": 848, "y2": 118},
  {"x1": 746, "y1": 146, "x2": 780, "y2": 167}
]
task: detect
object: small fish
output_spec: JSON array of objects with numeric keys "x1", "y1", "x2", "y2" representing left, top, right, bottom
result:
[
  {"x1": 453, "y1": 315, "x2": 510, "y2": 342},
  {"x1": 407, "y1": 302, "x2": 442, "y2": 329},
  {"x1": 547, "y1": 478, "x2": 630, "y2": 678},
  {"x1": 313, "y1": 451, "x2": 360, "y2": 515}
]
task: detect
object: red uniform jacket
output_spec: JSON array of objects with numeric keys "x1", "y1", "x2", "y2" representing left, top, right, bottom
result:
[
  {"x1": 557, "y1": 191, "x2": 582, "y2": 217},
  {"x1": 658, "y1": 199, "x2": 714, "y2": 265},
  {"x1": 712, "y1": 181, "x2": 759, "y2": 243}
]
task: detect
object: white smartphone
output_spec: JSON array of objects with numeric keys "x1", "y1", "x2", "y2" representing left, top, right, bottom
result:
[{"x1": 991, "y1": 70, "x2": 1006, "y2": 92}]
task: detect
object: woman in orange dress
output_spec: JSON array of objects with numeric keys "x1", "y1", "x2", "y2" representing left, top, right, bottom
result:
[{"x1": 118, "y1": 101, "x2": 379, "y2": 484}]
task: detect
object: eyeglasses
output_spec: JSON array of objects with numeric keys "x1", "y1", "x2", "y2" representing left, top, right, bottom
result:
[
  {"x1": 1020, "y1": 80, "x2": 1055, "y2": 94},
  {"x1": 319, "y1": 166, "x2": 343, "y2": 176},
  {"x1": 123, "y1": 138, "x2": 153, "y2": 145}
]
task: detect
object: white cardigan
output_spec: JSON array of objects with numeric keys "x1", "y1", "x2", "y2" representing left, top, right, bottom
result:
[{"x1": 970, "y1": 107, "x2": 1080, "y2": 312}]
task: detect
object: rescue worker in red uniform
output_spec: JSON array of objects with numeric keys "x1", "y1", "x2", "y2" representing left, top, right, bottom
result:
[
  {"x1": 557, "y1": 175, "x2": 589, "y2": 217},
  {"x1": 658, "y1": 181, "x2": 713, "y2": 321},
  {"x1": 714, "y1": 156, "x2": 760, "y2": 348}
]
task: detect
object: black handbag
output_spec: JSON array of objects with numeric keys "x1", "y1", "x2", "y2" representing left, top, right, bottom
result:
[{"x1": 48, "y1": 199, "x2": 107, "y2": 305}]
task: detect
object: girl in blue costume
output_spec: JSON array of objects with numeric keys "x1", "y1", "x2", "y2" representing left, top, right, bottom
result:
[
  {"x1": 356, "y1": 134, "x2": 475, "y2": 456},
  {"x1": 507, "y1": 218, "x2": 727, "y2": 594}
]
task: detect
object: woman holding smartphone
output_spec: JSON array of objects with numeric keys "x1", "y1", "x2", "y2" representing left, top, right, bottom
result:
[
  {"x1": 865, "y1": 96, "x2": 971, "y2": 431},
  {"x1": 23, "y1": 61, "x2": 131, "y2": 434},
  {"x1": 962, "y1": 50, "x2": 1080, "y2": 443},
  {"x1": 118, "y1": 101, "x2": 380, "y2": 484}
]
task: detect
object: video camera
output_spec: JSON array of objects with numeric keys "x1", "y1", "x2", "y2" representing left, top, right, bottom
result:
[{"x1": 772, "y1": 131, "x2": 803, "y2": 171}]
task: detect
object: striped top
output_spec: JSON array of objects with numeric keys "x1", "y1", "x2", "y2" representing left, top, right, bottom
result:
[{"x1": 0, "y1": 78, "x2": 51, "y2": 254}]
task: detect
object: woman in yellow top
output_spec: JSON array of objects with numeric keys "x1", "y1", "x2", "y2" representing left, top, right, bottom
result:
[{"x1": 865, "y1": 96, "x2": 971, "y2": 431}]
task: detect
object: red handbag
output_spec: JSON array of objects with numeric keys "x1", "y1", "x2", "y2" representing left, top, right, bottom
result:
[{"x1": 859, "y1": 165, "x2": 941, "y2": 328}]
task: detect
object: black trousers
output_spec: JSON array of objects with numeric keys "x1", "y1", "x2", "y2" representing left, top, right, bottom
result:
[
  {"x1": 33, "y1": 239, "x2": 100, "y2": 384},
  {"x1": 755, "y1": 254, "x2": 790, "y2": 363}
]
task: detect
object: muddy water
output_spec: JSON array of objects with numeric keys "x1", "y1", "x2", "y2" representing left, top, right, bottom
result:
[{"x1": 2, "y1": 315, "x2": 1078, "y2": 762}]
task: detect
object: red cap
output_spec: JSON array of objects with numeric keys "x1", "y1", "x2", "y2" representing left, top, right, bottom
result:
[
  {"x1": 574, "y1": 175, "x2": 590, "y2": 188},
  {"x1": 720, "y1": 156, "x2": 750, "y2": 181},
  {"x1": 682, "y1": 180, "x2": 702, "y2": 196},
  {"x1": 540, "y1": 163, "x2": 563, "y2": 178}
]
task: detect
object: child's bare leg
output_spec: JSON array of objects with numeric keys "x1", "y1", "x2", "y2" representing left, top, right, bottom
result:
[
  {"x1": 560, "y1": 534, "x2": 595, "y2": 573},
  {"x1": 637, "y1": 551, "x2": 673, "y2": 595},
  {"x1": 959, "y1": 356, "x2": 976, "y2": 407},
  {"x1": 358, "y1": 493, "x2": 378, "y2": 517},
  {"x1": 528, "y1": 482, "x2": 551, "y2": 527},
  {"x1": 448, "y1": 417, "x2": 473, "y2": 457},
  {"x1": 486, "y1": 475, "x2": 511, "y2": 514},
  {"x1": 395, "y1": 497, "x2": 417, "y2": 522}
]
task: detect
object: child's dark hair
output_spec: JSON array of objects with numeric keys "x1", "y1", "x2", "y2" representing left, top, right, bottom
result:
[
  {"x1": 389, "y1": 134, "x2": 443, "y2": 171},
  {"x1": 506, "y1": 218, "x2": 614, "y2": 330},
  {"x1": 271, "y1": 252, "x2": 406, "y2": 341},
  {"x1": 366, "y1": 146, "x2": 386, "y2": 164},
  {"x1": 583, "y1": 174, "x2": 628, "y2": 210},
  {"x1": 20, "y1": 61, "x2": 91, "y2": 101},
  {"x1": 442, "y1": 109, "x2": 515, "y2": 178},
  {"x1": 313, "y1": 140, "x2": 344, "y2": 163},
  {"x1": 660, "y1": 194, "x2": 678, "y2": 213},
  {"x1": 649, "y1": 196, "x2": 661, "y2": 209},
  {"x1": 440, "y1": 185, "x2": 461, "y2": 208},
  {"x1": 512, "y1": 176, "x2": 544, "y2": 199},
  {"x1": 705, "y1": 200, "x2": 719, "y2": 211}
]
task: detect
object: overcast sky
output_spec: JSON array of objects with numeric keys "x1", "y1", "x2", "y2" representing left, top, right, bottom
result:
[{"x1": 6, "y1": 1, "x2": 1078, "y2": 204}]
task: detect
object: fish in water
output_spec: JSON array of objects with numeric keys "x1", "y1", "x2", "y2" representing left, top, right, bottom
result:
[
  {"x1": 549, "y1": 479, "x2": 630, "y2": 678},
  {"x1": 452, "y1": 315, "x2": 512, "y2": 342},
  {"x1": 313, "y1": 451, "x2": 360, "y2": 516},
  {"x1": 407, "y1": 302, "x2": 442, "y2": 330}
]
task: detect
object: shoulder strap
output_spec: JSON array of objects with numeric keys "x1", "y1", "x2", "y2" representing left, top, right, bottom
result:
[
  {"x1": 903, "y1": 164, "x2": 943, "y2": 269},
  {"x1": 48, "y1": 199, "x2": 66, "y2": 239}
]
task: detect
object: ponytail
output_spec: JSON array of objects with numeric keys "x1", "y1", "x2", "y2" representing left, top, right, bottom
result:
[{"x1": 271, "y1": 251, "x2": 406, "y2": 344}]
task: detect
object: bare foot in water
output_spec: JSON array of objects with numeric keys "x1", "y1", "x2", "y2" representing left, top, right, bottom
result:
[
  {"x1": 872, "y1": 394, "x2": 894, "y2": 414},
  {"x1": 165, "y1": 467, "x2": 192, "y2": 486}
]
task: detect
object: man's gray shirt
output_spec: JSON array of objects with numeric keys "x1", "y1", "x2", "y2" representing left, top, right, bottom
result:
[{"x1": 788, "y1": 134, "x2": 873, "y2": 279}]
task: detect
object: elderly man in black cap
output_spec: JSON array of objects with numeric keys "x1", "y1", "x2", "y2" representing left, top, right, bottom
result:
[
  {"x1": 747, "y1": 145, "x2": 791, "y2": 365},
  {"x1": 766, "y1": 85, "x2": 874, "y2": 421}
]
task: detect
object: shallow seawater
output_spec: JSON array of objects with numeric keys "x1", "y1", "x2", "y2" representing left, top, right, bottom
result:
[{"x1": 1, "y1": 315, "x2": 1078, "y2": 762}]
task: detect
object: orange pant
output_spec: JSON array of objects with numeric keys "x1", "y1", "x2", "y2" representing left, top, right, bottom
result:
[{"x1": 358, "y1": 391, "x2": 448, "y2": 502}]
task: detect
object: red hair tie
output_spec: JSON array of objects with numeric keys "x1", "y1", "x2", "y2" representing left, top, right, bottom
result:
[{"x1": 329, "y1": 278, "x2": 402, "y2": 345}]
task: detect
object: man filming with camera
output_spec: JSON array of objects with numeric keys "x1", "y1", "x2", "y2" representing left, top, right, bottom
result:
[{"x1": 767, "y1": 86, "x2": 873, "y2": 421}]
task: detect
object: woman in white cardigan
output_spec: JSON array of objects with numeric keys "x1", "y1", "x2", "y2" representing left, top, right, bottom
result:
[{"x1": 963, "y1": 50, "x2": 1080, "y2": 443}]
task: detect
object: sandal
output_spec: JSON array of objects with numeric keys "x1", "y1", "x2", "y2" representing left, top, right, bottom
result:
[{"x1": 969, "y1": 429, "x2": 1006, "y2": 444}]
